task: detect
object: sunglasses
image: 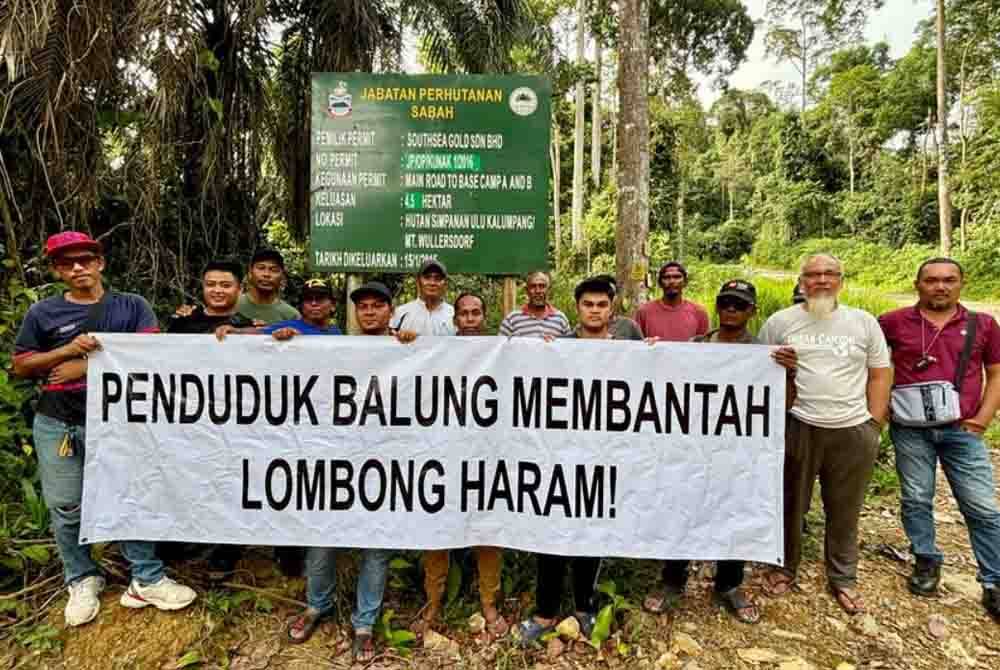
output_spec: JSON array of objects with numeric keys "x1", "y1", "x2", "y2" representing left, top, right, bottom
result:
[
  {"x1": 53, "y1": 254, "x2": 100, "y2": 271},
  {"x1": 716, "y1": 297, "x2": 751, "y2": 311}
]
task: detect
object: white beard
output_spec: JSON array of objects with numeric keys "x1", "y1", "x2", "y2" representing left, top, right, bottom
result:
[{"x1": 805, "y1": 293, "x2": 837, "y2": 319}]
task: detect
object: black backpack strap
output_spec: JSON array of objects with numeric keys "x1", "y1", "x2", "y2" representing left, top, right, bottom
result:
[
  {"x1": 954, "y1": 310, "x2": 977, "y2": 392},
  {"x1": 83, "y1": 291, "x2": 114, "y2": 333}
]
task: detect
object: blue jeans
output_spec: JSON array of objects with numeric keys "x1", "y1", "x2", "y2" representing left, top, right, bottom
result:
[
  {"x1": 33, "y1": 414, "x2": 165, "y2": 586},
  {"x1": 305, "y1": 547, "x2": 390, "y2": 632},
  {"x1": 891, "y1": 422, "x2": 1000, "y2": 587}
]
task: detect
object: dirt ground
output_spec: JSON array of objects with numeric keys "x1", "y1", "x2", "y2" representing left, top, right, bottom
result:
[{"x1": 2, "y1": 447, "x2": 999, "y2": 670}]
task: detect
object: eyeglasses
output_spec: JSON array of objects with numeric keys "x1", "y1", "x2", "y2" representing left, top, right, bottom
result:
[
  {"x1": 53, "y1": 254, "x2": 100, "y2": 271},
  {"x1": 717, "y1": 298, "x2": 751, "y2": 311},
  {"x1": 801, "y1": 270, "x2": 842, "y2": 281}
]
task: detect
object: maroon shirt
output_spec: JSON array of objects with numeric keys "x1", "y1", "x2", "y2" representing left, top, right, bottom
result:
[
  {"x1": 878, "y1": 305, "x2": 1000, "y2": 420},
  {"x1": 634, "y1": 299, "x2": 709, "y2": 341}
]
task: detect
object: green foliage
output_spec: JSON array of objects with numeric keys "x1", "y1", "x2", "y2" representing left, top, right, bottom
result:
[
  {"x1": 15, "y1": 623, "x2": 62, "y2": 654},
  {"x1": 589, "y1": 580, "x2": 634, "y2": 648},
  {"x1": 375, "y1": 608, "x2": 417, "y2": 656}
]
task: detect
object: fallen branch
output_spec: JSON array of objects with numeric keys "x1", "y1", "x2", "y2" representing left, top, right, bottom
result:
[
  {"x1": 219, "y1": 582, "x2": 306, "y2": 609},
  {"x1": 0, "y1": 574, "x2": 61, "y2": 600}
]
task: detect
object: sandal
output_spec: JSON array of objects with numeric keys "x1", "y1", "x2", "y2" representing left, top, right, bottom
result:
[
  {"x1": 643, "y1": 585, "x2": 683, "y2": 614},
  {"x1": 352, "y1": 631, "x2": 376, "y2": 663},
  {"x1": 286, "y1": 607, "x2": 324, "y2": 644},
  {"x1": 715, "y1": 587, "x2": 761, "y2": 624},
  {"x1": 762, "y1": 570, "x2": 795, "y2": 597},
  {"x1": 476, "y1": 613, "x2": 509, "y2": 642},
  {"x1": 517, "y1": 617, "x2": 555, "y2": 647},
  {"x1": 830, "y1": 585, "x2": 865, "y2": 616}
]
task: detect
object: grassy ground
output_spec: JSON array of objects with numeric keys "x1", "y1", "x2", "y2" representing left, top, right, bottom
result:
[{"x1": 2, "y1": 443, "x2": 998, "y2": 669}]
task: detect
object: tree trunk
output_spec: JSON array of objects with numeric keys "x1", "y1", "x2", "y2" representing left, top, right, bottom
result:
[
  {"x1": 551, "y1": 123, "x2": 562, "y2": 266},
  {"x1": 936, "y1": 0, "x2": 953, "y2": 255},
  {"x1": 591, "y1": 38, "x2": 602, "y2": 188},
  {"x1": 920, "y1": 107, "x2": 931, "y2": 200},
  {"x1": 571, "y1": 0, "x2": 587, "y2": 249},
  {"x1": 848, "y1": 137, "x2": 855, "y2": 195},
  {"x1": 676, "y1": 180, "x2": 686, "y2": 261},
  {"x1": 615, "y1": 0, "x2": 650, "y2": 313},
  {"x1": 800, "y1": 13, "x2": 808, "y2": 112}
]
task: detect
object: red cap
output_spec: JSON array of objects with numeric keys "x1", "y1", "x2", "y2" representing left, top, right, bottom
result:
[{"x1": 45, "y1": 231, "x2": 102, "y2": 257}]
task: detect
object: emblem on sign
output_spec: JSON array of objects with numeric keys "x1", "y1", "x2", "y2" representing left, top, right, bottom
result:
[
  {"x1": 509, "y1": 87, "x2": 538, "y2": 116},
  {"x1": 327, "y1": 81, "x2": 352, "y2": 118}
]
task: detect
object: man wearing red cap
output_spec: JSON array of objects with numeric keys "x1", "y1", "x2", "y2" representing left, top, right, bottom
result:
[{"x1": 13, "y1": 232, "x2": 197, "y2": 627}]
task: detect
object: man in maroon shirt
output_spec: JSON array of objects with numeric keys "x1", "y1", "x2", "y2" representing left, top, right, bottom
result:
[
  {"x1": 634, "y1": 261, "x2": 709, "y2": 341},
  {"x1": 879, "y1": 258, "x2": 1000, "y2": 621}
]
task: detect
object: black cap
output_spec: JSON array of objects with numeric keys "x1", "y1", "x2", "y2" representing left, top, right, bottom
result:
[
  {"x1": 574, "y1": 275, "x2": 617, "y2": 302},
  {"x1": 250, "y1": 248, "x2": 285, "y2": 269},
  {"x1": 418, "y1": 258, "x2": 447, "y2": 277},
  {"x1": 302, "y1": 278, "x2": 334, "y2": 300},
  {"x1": 717, "y1": 279, "x2": 757, "y2": 304},
  {"x1": 350, "y1": 281, "x2": 392, "y2": 304}
]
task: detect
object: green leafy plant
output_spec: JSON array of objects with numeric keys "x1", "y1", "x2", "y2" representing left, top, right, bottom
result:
[
  {"x1": 15, "y1": 623, "x2": 62, "y2": 653},
  {"x1": 374, "y1": 608, "x2": 417, "y2": 656},
  {"x1": 590, "y1": 580, "x2": 634, "y2": 648}
]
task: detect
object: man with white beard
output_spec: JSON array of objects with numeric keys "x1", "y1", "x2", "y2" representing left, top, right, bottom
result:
[{"x1": 758, "y1": 254, "x2": 892, "y2": 615}]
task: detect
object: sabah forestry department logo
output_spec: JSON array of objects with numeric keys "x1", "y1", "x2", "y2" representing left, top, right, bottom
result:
[
  {"x1": 327, "y1": 81, "x2": 352, "y2": 118},
  {"x1": 509, "y1": 87, "x2": 538, "y2": 116}
]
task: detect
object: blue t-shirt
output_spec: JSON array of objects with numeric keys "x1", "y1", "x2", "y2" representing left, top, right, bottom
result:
[
  {"x1": 15, "y1": 291, "x2": 158, "y2": 424},
  {"x1": 260, "y1": 319, "x2": 342, "y2": 336}
]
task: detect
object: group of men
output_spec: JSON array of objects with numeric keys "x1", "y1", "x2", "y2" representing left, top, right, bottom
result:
[{"x1": 12, "y1": 231, "x2": 1000, "y2": 663}]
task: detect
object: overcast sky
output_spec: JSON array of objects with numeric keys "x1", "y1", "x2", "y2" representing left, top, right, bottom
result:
[{"x1": 697, "y1": 0, "x2": 927, "y2": 104}]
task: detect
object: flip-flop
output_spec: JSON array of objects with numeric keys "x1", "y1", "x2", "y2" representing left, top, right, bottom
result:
[
  {"x1": 830, "y1": 586, "x2": 865, "y2": 616},
  {"x1": 477, "y1": 613, "x2": 509, "y2": 642},
  {"x1": 643, "y1": 585, "x2": 683, "y2": 614},
  {"x1": 286, "y1": 608, "x2": 324, "y2": 644},
  {"x1": 352, "y1": 631, "x2": 375, "y2": 663},
  {"x1": 715, "y1": 587, "x2": 761, "y2": 624},
  {"x1": 762, "y1": 570, "x2": 795, "y2": 597},
  {"x1": 516, "y1": 618, "x2": 555, "y2": 646}
]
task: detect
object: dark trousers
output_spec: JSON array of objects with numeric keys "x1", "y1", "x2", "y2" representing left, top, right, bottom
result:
[
  {"x1": 782, "y1": 415, "x2": 880, "y2": 588},
  {"x1": 662, "y1": 559, "x2": 745, "y2": 593},
  {"x1": 535, "y1": 554, "x2": 601, "y2": 619}
]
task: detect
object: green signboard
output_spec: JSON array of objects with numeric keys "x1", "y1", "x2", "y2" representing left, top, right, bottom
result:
[{"x1": 310, "y1": 74, "x2": 551, "y2": 274}]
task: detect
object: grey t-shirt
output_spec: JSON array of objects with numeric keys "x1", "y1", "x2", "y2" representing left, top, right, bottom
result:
[{"x1": 759, "y1": 304, "x2": 890, "y2": 429}]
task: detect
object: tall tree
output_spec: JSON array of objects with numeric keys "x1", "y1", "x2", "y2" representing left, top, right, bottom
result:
[
  {"x1": 571, "y1": 0, "x2": 587, "y2": 248},
  {"x1": 616, "y1": 0, "x2": 649, "y2": 310},
  {"x1": 591, "y1": 37, "x2": 603, "y2": 188},
  {"x1": 936, "y1": 0, "x2": 952, "y2": 253},
  {"x1": 764, "y1": 0, "x2": 883, "y2": 111}
]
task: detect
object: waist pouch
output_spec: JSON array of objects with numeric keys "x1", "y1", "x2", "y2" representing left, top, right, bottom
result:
[{"x1": 890, "y1": 382, "x2": 960, "y2": 427}]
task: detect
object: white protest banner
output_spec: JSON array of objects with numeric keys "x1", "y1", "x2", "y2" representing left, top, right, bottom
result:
[{"x1": 82, "y1": 334, "x2": 786, "y2": 564}]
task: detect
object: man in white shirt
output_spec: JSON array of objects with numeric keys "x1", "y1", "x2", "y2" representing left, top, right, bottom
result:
[
  {"x1": 758, "y1": 253, "x2": 892, "y2": 616},
  {"x1": 390, "y1": 259, "x2": 456, "y2": 336}
]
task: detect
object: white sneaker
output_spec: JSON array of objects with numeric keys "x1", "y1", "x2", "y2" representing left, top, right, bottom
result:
[
  {"x1": 65, "y1": 575, "x2": 106, "y2": 627},
  {"x1": 120, "y1": 576, "x2": 197, "y2": 611}
]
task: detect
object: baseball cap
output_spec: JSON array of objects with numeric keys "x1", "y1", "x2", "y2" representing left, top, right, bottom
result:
[
  {"x1": 418, "y1": 258, "x2": 447, "y2": 277},
  {"x1": 350, "y1": 281, "x2": 392, "y2": 304},
  {"x1": 302, "y1": 278, "x2": 334, "y2": 300},
  {"x1": 45, "y1": 231, "x2": 102, "y2": 257},
  {"x1": 717, "y1": 279, "x2": 757, "y2": 304},
  {"x1": 574, "y1": 275, "x2": 617, "y2": 302},
  {"x1": 250, "y1": 248, "x2": 285, "y2": 269}
]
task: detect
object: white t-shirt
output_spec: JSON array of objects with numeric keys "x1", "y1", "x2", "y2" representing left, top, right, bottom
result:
[
  {"x1": 391, "y1": 299, "x2": 456, "y2": 336},
  {"x1": 759, "y1": 303, "x2": 891, "y2": 429}
]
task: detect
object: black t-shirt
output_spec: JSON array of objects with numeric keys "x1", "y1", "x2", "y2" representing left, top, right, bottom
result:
[
  {"x1": 166, "y1": 307, "x2": 254, "y2": 334},
  {"x1": 15, "y1": 292, "x2": 158, "y2": 424}
]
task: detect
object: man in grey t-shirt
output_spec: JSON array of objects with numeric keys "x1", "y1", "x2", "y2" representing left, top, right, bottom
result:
[{"x1": 758, "y1": 254, "x2": 892, "y2": 615}]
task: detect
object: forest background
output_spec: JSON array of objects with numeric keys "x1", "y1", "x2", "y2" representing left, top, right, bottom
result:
[{"x1": 2, "y1": 0, "x2": 1000, "y2": 655}]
